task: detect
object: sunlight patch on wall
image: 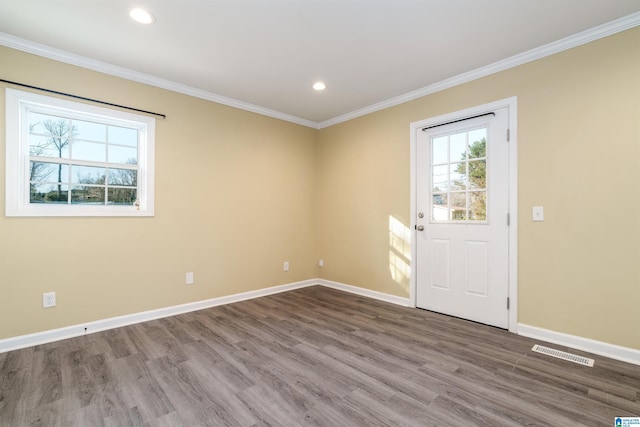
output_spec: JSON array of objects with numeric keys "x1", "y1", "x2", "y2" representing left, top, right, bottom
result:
[{"x1": 389, "y1": 215, "x2": 411, "y2": 294}]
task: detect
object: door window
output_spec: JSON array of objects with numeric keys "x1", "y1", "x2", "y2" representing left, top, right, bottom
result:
[{"x1": 431, "y1": 127, "x2": 487, "y2": 222}]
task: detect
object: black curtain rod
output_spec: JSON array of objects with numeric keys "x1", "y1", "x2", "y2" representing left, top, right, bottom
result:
[
  {"x1": 422, "y1": 112, "x2": 494, "y2": 131},
  {"x1": 0, "y1": 78, "x2": 166, "y2": 119}
]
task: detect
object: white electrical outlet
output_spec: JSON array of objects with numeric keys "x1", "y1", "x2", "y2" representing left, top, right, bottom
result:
[
  {"x1": 533, "y1": 206, "x2": 544, "y2": 222},
  {"x1": 186, "y1": 272, "x2": 194, "y2": 285},
  {"x1": 43, "y1": 292, "x2": 56, "y2": 308},
  {"x1": 284, "y1": 261, "x2": 289, "y2": 272},
  {"x1": 319, "y1": 259, "x2": 324, "y2": 267}
]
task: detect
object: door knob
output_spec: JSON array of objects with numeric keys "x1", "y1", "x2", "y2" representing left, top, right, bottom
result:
[{"x1": 417, "y1": 225, "x2": 424, "y2": 231}]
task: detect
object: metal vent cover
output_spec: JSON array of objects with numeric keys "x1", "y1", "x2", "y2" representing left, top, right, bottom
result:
[{"x1": 531, "y1": 344, "x2": 594, "y2": 367}]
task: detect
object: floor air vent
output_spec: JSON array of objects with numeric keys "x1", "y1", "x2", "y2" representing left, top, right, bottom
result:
[{"x1": 531, "y1": 344, "x2": 594, "y2": 367}]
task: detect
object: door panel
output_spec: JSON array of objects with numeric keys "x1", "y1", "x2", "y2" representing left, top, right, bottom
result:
[
  {"x1": 416, "y1": 107, "x2": 509, "y2": 328},
  {"x1": 430, "y1": 239, "x2": 450, "y2": 289},
  {"x1": 465, "y1": 241, "x2": 488, "y2": 296}
]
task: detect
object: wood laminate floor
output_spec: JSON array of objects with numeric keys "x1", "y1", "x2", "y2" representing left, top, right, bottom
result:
[{"x1": 1, "y1": 286, "x2": 638, "y2": 426}]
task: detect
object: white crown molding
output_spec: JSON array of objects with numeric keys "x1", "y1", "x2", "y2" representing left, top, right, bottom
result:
[
  {"x1": 0, "y1": 32, "x2": 318, "y2": 129},
  {"x1": 1, "y1": 11, "x2": 639, "y2": 130},
  {"x1": 317, "y1": 11, "x2": 640, "y2": 129}
]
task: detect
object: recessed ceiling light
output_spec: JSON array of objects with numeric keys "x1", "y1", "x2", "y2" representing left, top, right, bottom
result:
[
  {"x1": 130, "y1": 8, "x2": 155, "y2": 24},
  {"x1": 313, "y1": 82, "x2": 326, "y2": 91}
]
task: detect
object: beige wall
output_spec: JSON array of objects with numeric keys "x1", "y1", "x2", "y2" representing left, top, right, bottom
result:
[
  {"x1": 2, "y1": 26, "x2": 639, "y2": 352},
  {"x1": 0, "y1": 46, "x2": 319, "y2": 339},
  {"x1": 318, "y1": 27, "x2": 640, "y2": 350}
]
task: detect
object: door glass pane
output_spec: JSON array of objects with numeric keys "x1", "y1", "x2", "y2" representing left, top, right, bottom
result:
[
  {"x1": 450, "y1": 192, "x2": 466, "y2": 221},
  {"x1": 468, "y1": 159, "x2": 486, "y2": 189},
  {"x1": 432, "y1": 165, "x2": 449, "y2": 192},
  {"x1": 432, "y1": 136, "x2": 448, "y2": 164},
  {"x1": 450, "y1": 163, "x2": 466, "y2": 190},
  {"x1": 432, "y1": 193, "x2": 447, "y2": 221},
  {"x1": 469, "y1": 191, "x2": 487, "y2": 220},
  {"x1": 468, "y1": 130, "x2": 486, "y2": 159},
  {"x1": 450, "y1": 132, "x2": 466, "y2": 162}
]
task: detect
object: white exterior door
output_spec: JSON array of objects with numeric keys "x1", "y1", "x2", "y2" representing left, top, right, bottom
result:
[{"x1": 415, "y1": 107, "x2": 510, "y2": 328}]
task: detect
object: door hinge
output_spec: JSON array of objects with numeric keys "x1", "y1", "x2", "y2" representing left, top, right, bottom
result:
[
  {"x1": 507, "y1": 212, "x2": 510, "y2": 226},
  {"x1": 506, "y1": 128, "x2": 510, "y2": 142},
  {"x1": 507, "y1": 297, "x2": 510, "y2": 310}
]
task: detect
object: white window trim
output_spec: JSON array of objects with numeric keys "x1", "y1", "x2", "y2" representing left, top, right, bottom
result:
[{"x1": 5, "y1": 88, "x2": 155, "y2": 217}]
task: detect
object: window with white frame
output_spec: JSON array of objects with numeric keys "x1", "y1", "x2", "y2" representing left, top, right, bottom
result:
[{"x1": 5, "y1": 88, "x2": 155, "y2": 216}]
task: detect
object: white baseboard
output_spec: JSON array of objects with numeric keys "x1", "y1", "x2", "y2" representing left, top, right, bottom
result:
[
  {"x1": 0, "y1": 279, "x2": 317, "y2": 353},
  {"x1": 13, "y1": 281, "x2": 637, "y2": 366},
  {"x1": 317, "y1": 279, "x2": 410, "y2": 307},
  {"x1": 518, "y1": 323, "x2": 640, "y2": 366},
  {"x1": 0, "y1": 279, "x2": 409, "y2": 353}
]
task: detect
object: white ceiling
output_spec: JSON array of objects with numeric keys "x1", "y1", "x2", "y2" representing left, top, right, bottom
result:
[{"x1": 1, "y1": 1, "x2": 639, "y2": 127}]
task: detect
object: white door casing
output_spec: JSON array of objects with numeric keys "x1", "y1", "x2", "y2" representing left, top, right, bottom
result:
[{"x1": 409, "y1": 98, "x2": 518, "y2": 332}]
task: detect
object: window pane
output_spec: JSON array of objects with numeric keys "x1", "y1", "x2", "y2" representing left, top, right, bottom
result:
[
  {"x1": 71, "y1": 186, "x2": 105, "y2": 204},
  {"x1": 71, "y1": 165, "x2": 105, "y2": 184},
  {"x1": 108, "y1": 168, "x2": 137, "y2": 186},
  {"x1": 108, "y1": 145, "x2": 138, "y2": 164},
  {"x1": 468, "y1": 159, "x2": 486, "y2": 189},
  {"x1": 450, "y1": 192, "x2": 467, "y2": 221},
  {"x1": 432, "y1": 136, "x2": 448, "y2": 164},
  {"x1": 30, "y1": 183, "x2": 68, "y2": 203},
  {"x1": 432, "y1": 193, "x2": 447, "y2": 221},
  {"x1": 450, "y1": 132, "x2": 466, "y2": 162},
  {"x1": 29, "y1": 118, "x2": 74, "y2": 157},
  {"x1": 432, "y1": 164, "x2": 448, "y2": 192},
  {"x1": 450, "y1": 163, "x2": 466, "y2": 190},
  {"x1": 71, "y1": 140, "x2": 107, "y2": 162},
  {"x1": 29, "y1": 113, "x2": 66, "y2": 135},
  {"x1": 29, "y1": 135, "x2": 69, "y2": 158},
  {"x1": 469, "y1": 131, "x2": 486, "y2": 159},
  {"x1": 74, "y1": 120, "x2": 106, "y2": 142},
  {"x1": 109, "y1": 126, "x2": 138, "y2": 147},
  {"x1": 469, "y1": 191, "x2": 487, "y2": 220},
  {"x1": 108, "y1": 188, "x2": 137, "y2": 205},
  {"x1": 30, "y1": 162, "x2": 69, "y2": 183}
]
